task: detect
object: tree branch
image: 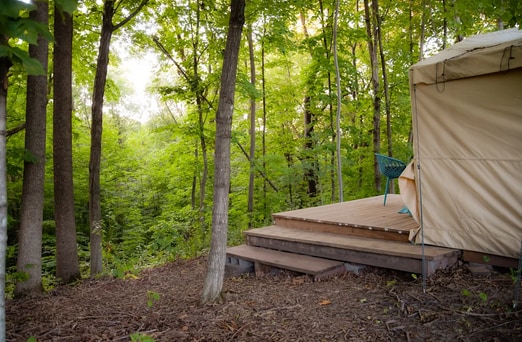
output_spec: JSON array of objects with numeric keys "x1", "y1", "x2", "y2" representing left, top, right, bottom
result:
[
  {"x1": 235, "y1": 140, "x2": 279, "y2": 192},
  {"x1": 152, "y1": 36, "x2": 190, "y2": 83},
  {"x1": 152, "y1": 36, "x2": 215, "y2": 110},
  {"x1": 112, "y1": 0, "x2": 148, "y2": 32},
  {"x1": 6, "y1": 123, "x2": 26, "y2": 138}
]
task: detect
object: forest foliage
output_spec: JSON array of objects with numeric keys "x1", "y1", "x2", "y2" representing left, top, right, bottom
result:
[{"x1": 3, "y1": 0, "x2": 521, "y2": 294}]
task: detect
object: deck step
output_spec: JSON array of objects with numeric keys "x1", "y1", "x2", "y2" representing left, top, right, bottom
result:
[
  {"x1": 245, "y1": 226, "x2": 461, "y2": 276},
  {"x1": 226, "y1": 245, "x2": 346, "y2": 280}
]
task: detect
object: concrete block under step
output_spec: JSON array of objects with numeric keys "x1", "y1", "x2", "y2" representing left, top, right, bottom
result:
[
  {"x1": 226, "y1": 244, "x2": 346, "y2": 281},
  {"x1": 225, "y1": 255, "x2": 254, "y2": 276},
  {"x1": 344, "y1": 263, "x2": 365, "y2": 275},
  {"x1": 467, "y1": 263, "x2": 493, "y2": 277}
]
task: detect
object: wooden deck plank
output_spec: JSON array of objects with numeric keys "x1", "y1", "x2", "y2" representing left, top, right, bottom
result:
[
  {"x1": 272, "y1": 195, "x2": 418, "y2": 239},
  {"x1": 245, "y1": 226, "x2": 460, "y2": 261},
  {"x1": 226, "y1": 245, "x2": 345, "y2": 276},
  {"x1": 462, "y1": 250, "x2": 519, "y2": 269},
  {"x1": 272, "y1": 217, "x2": 410, "y2": 242}
]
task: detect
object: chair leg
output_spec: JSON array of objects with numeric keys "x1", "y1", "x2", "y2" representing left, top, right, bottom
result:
[{"x1": 383, "y1": 177, "x2": 390, "y2": 206}]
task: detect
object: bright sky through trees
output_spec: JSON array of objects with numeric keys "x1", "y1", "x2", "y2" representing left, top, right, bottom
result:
[{"x1": 111, "y1": 40, "x2": 159, "y2": 123}]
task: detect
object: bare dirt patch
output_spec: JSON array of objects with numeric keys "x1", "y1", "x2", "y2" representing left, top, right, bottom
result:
[{"x1": 7, "y1": 256, "x2": 522, "y2": 341}]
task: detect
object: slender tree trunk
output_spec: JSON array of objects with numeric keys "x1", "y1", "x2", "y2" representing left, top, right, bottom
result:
[
  {"x1": 261, "y1": 26, "x2": 268, "y2": 221},
  {"x1": 89, "y1": 0, "x2": 114, "y2": 276},
  {"x1": 247, "y1": 25, "x2": 256, "y2": 228},
  {"x1": 363, "y1": 0, "x2": 381, "y2": 193},
  {"x1": 298, "y1": 13, "x2": 319, "y2": 201},
  {"x1": 420, "y1": 0, "x2": 428, "y2": 58},
  {"x1": 285, "y1": 151, "x2": 294, "y2": 207},
  {"x1": 333, "y1": 0, "x2": 343, "y2": 202},
  {"x1": 351, "y1": 42, "x2": 364, "y2": 189},
  {"x1": 88, "y1": 0, "x2": 148, "y2": 277},
  {"x1": 407, "y1": 0, "x2": 415, "y2": 147},
  {"x1": 374, "y1": 2, "x2": 390, "y2": 154},
  {"x1": 201, "y1": 0, "x2": 245, "y2": 305},
  {"x1": 303, "y1": 95, "x2": 318, "y2": 198},
  {"x1": 15, "y1": 2, "x2": 48, "y2": 296},
  {"x1": 442, "y1": 0, "x2": 448, "y2": 49},
  {"x1": 0, "y1": 41, "x2": 12, "y2": 341},
  {"x1": 54, "y1": 7, "x2": 80, "y2": 283},
  {"x1": 374, "y1": 1, "x2": 395, "y2": 193},
  {"x1": 318, "y1": 0, "x2": 336, "y2": 202},
  {"x1": 197, "y1": 91, "x2": 208, "y2": 230},
  {"x1": 192, "y1": 147, "x2": 198, "y2": 210},
  {"x1": 193, "y1": 2, "x2": 208, "y2": 231}
]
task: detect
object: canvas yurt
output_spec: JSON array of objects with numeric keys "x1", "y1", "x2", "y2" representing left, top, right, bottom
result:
[{"x1": 400, "y1": 28, "x2": 522, "y2": 260}]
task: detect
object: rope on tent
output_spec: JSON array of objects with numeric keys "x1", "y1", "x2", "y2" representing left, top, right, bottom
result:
[
  {"x1": 412, "y1": 84, "x2": 427, "y2": 293},
  {"x1": 514, "y1": 239, "x2": 522, "y2": 309}
]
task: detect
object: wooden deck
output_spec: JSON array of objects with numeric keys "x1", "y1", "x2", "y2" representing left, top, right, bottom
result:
[
  {"x1": 272, "y1": 195, "x2": 417, "y2": 242},
  {"x1": 226, "y1": 195, "x2": 461, "y2": 279}
]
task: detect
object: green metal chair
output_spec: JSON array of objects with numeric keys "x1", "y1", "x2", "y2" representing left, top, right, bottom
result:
[{"x1": 375, "y1": 153, "x2": 407, "y2": 206}]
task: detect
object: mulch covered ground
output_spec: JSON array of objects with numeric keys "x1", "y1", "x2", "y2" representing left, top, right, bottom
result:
[{"x1": 7, "y1": 256, "x2": 522, "y2": 341}]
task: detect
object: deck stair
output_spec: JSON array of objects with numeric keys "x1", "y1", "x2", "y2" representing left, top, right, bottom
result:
[
  {"x1": 244, "y1": 225, "x2": 460, "y2": 275},
  {"x1": 226, "y1": 195, "x2": 461, "y2": 279},
  {"x1": 226, "y1": 244, "x2": 346, "y2": 281}
]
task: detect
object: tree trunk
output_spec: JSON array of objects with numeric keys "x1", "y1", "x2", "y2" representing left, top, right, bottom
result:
[
  {"x1": 261, "y1": 28, "x2": 268, "y2": 220},
  {"x1": 373, "y1": 0, "x2": 394, "y2": 194},
  {"x1": 89, "y1": 0, "x2": 114, "y2": 276},
  {"x1": 88, "y1": 0, "x2": 147, "y2": 276},
  {"x1": 53, "y1": 7, "x2": 80, "y2": 283},
  {"x1": 0, "y1": 43, "x2": 12, "y2": 342},
  {"x1": 420, "y1": 0, "x2": 428, "y2": 58},
  {"x1": 442, "y1": 0, "x2": 448, "y2": 49},
  {"x1": 192, "y1": 147, "x2": 198, "y2": 210},
  {"x1": 201, "y1": 0, "x2": 245, "y2": 305},
  {"x1": 319, "y1": 0, "x2": 337, "y2": 203},
  {"x1": 299, "y1": 13, "x2": 319, "y2": 201},
  {"x1": 247, "y1": 25, "x2": 256, "y2": 228},
  {"x1": 193, "y1": 2, "x2": 208, "y2": 232},
  {"x1": 197, "y1": 99, "x2": 208, "y2": 231},
  {"x1": 303, "y1": 95, "x2": 318, "y2": 198},
  {"x1": 363, "y1": 0, "x2": 381, "y2": 193},
  {"x1": 15, "y1": 1, "x2": 48, "y2": 296},
  {"x1": 333, "y1": 0, "x2": 343, "y2": 202}
]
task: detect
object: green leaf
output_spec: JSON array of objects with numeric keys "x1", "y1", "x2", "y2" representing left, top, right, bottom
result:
[
  {"x1": 55, "y1": 0, "x2": 79, "y2": 14},
  {"x1": 1, "y1": 0, "x2": 36, "y2": 18},
  {"x1": 147, "y1": 290, "x2": 160, "y2": 307},
  {"x1": 11, "y1": 47, "x2": 44, "y2": 75},
  {"x1": 130, "y1": 333, "x2": 156, "y2": 342},
  {"x1": 0, "y1": 45, "x2": 12, "y2": 58},
  {"x1": 22, "y1": 57, "x2": 44, "y2": 75},
  {"x1": 4, "y1": 18, "x2": 25, "y2": 38},
  {"x1": 23, "y1": 149, "x2": 39, "y2": 163},
  {"x1": 16, "y1": 19, "x2": 54, "y2": 45},
  {"x1": 10, "y1": 46, "x2": 30, "y2": 61},
  {"x1": 386, "y1": 279, "x2": 397, "y2": 287},
  {"x1": 19, "y1": 29, "x2": 39, "y2": 46}
]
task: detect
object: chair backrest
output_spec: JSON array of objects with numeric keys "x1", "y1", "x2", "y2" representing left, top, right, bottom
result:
[{"x1": 375, "y1": 153, "x2": 407, "y2": 178}]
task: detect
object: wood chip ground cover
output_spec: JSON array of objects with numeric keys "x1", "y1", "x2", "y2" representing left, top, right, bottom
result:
[{"x1": 7, "y1": 256, "x2": 522, "y2": 341}]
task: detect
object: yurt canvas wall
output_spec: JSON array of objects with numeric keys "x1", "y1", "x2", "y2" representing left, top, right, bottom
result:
[{"x1": 404, "y1": 28, "x2": 522, "y2": 258}]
